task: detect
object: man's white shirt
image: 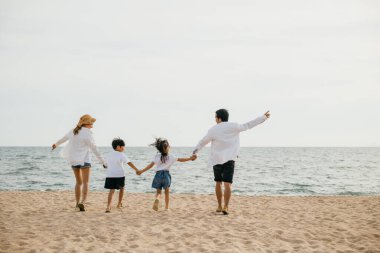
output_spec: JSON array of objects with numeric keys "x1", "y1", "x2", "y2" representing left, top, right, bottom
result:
[{"x1": 194, "y1": 115, "x2": 267, "y2": 166}]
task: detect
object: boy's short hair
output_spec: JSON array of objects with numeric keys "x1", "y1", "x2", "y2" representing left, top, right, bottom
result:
[
  {"x1": 112, "y1": 138, "x2": 125, "y2": 150},
  {"x1": 215, "y1": 109, "x2": 229, "y2": 122}
]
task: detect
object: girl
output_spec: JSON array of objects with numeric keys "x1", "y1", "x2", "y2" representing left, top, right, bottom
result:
[
  {"x1": 52, "y1": 114, "x2": 107, "y2": 211},
  {"x1": 138, "y1": 138, "x2": 196, "y2": 211}
]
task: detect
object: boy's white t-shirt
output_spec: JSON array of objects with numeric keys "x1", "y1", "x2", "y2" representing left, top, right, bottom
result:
[
  {"x1": 153, "y1": 154, "x2": 177, "y2": 171},
  {"x1": 106, "y1": 150, "x2": 130, "y2": 177}
]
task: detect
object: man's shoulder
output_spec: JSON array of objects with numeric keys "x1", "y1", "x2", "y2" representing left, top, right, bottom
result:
[{"x1": 211, "y1": 122, "x2": 238, "y2": 130}]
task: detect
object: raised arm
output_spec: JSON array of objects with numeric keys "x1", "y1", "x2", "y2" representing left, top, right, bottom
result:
[
  {"x1": 236, "y1": 111, "x2": 270, "y2": 132},
  {"x1": 138, "y1": 162, "x2": 155, "y2": 175}
]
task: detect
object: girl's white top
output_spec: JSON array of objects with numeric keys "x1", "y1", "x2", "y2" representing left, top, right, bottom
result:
[
  {"x1": 106, "y1": 151, "x2": 130, "y2": 177},
  {"x1": 152, "y1": 154, "x2": 177, "y2": 172},
  {"x1": 194, "y1": 115, "x2": 267, "y2": 167},
  {"x1": 55, "y1": 128, "x2": 106, "y2": 166}
]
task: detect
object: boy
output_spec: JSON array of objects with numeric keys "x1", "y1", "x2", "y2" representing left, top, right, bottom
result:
[{"x1": 104, "y1": 138, "x2": 139, "y2": 213}]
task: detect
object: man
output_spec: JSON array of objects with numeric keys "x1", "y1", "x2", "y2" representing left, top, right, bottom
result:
[{"x1": 193, "y1": 109, "x2": 270, "y2": 215}]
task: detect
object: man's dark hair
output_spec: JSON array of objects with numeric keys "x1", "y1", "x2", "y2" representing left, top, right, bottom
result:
[
  {"x1": 215, "y1": 109, "x2": 229, "y2": 122},
  {"x1": 112, "y1": 138, "x2": 125, "y2": 150}
]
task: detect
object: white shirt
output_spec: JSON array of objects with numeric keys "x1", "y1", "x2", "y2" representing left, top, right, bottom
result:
[
  {"x1": 194, "y1": 115, "x2": 267, "y2": 166},
  {"x1": 55, "y1": 128, "x2": 106, "y2": 166},
  {"x1": 106, "y1": 151, "x2": 131, "y2": 177},
  {"x1": 152, "y1": 154, "x2": 177, "y2": 172}
]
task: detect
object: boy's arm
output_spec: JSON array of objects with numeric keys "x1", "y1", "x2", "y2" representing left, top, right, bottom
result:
[
  {"x1": 138, "y1": 162, "x2": 155, "y2": 175},
  {"x1": 127, "y1": 162, "x2": 139, "y2": 174},
  {"x1": 178, "y1": 155, "x2": 197, "y2": 162}
]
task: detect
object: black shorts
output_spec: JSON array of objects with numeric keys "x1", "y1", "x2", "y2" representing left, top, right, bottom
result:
[
  {"x1": 104, "y1": 177, "x2": 125, "y2": 190},
  {"x1": 213, "y1": 160, "x2": 235, "y2": 183}
]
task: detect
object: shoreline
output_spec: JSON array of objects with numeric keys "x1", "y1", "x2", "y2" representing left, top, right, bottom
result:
[
  {"x1": 1, "y1": 190, "x2": 379, "y2": 197},
  {"x1": 1, "y1": 192, "x2": 379, "y2": 252}
]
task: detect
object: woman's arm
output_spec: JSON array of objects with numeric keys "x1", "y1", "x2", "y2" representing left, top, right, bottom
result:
[
  {"x1": 84, "y1": 132, "x2": 107, "y2": 166},
  {"x1": 52, "y1": 133, "x2": 69, "y2": 150},
  {"x1": 138, "y1": 162, "x2": 155, "y2": 175}
]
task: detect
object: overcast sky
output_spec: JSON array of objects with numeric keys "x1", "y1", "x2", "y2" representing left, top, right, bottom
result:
[{"x1": 0, "y1": 0, "x2": 379, "y2": 147}]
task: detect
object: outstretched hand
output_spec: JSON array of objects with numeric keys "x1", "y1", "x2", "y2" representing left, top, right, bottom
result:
[
  {"x1": 264, "y1": 111, "x2": 270, "y2": 118},
  {"x1": 51, "y1": 144, "x2": 57, "y2": 150},
  {"x1": 190, "y1": 154, "x2": 197, "y2": 161}
]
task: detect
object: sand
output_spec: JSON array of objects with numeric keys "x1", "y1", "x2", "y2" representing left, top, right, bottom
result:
[{"x1": 0, "y1": 191, "x2": 379, "y2": 253}]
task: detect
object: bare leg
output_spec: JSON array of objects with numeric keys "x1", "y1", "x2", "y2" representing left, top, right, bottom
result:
[
  {"x1": 155, "y1": 189, "x2": 162, "y2": 199},
  {"x1": 153, "y1": 189, "x2": 161, "y2": 211},
  {"x1": 72, "y1": 169, "x2": 83, "y2": 206},
  {"x1": 223, "y1": 182, "x2": 232, "y2": 208},
  {"x1": 117, "y1": 187, "x2": 124, "y2": 208},
  {"x1": 81, "y1": 168, "x2": 90, "y2": 203},
  {"x1": 215, "y1": 181, "x2": 223, "y2": 209},
  {"x1": 107, "y1": 189, "x2": 115, "y2": 211},
  {"x1": 164, "y1": 188, "x2": 170, "y2": 209}
]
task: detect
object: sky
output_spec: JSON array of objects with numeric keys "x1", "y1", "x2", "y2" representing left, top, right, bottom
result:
[{"x1": 0, "y1": 0, "x2": 379, "y2": 147}]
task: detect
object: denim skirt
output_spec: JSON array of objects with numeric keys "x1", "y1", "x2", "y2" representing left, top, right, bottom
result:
[{"x1": 152, "y1": 170, "x2": 171, "y2": 190}]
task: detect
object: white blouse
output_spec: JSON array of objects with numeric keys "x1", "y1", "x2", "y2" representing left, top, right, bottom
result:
[{"x1": 55, "y1": 128, "x2": 106, "y2": 166}]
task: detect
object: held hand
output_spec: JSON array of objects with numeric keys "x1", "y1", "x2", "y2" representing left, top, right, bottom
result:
[
  {"x1": 103, "y1": 164, "x2": 107, "y2": 169},
  {"x1": 136, "y1": 170, "x2": 142, "y2": 175},
  {"x1": 190, "y1": 154, "x2": 197, "y2": 161},
  {"x1": 51, "y1": 144, "x2": 57, "y2": 150},
  {"x1": 264, "y1": 110, "x2": 270, "y2": 118}
]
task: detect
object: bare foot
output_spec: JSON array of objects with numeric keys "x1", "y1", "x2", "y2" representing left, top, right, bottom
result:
[{"x1": 152, "y1": 199, "x2": 159, "y2": 211}]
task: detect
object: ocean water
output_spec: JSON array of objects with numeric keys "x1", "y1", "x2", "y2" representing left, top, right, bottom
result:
[{"x1": 0, "y1": 147, "x2": 379, "y2": 196}]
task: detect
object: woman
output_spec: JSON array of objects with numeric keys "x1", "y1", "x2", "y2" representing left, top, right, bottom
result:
[{"x1": 52, "y1": 114, "x2": 107, "y2": 211}]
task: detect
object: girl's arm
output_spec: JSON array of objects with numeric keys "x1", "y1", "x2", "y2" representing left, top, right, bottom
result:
[
  {"x1": 138, "y1": 162, "x2": 155, "y2": 175},
  {"x1": 127, "y1": 162, "x2": 139, "y2": 174},
  {"x1": 177, "y1": 155, "x2": 197, "y2": 162}
]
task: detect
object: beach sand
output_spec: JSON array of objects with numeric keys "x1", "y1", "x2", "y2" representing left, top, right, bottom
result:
[{"x1": 0, "y1": 192, "x2": 379, "y2": 253}]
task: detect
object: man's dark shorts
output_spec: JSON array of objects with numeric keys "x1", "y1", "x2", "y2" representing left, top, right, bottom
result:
[{"x1": 213, "y1": 160, "x2": 235, "y2": 183}]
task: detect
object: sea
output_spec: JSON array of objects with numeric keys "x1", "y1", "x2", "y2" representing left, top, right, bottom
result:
[{"x1": 0, "y1": 147, "x2": 379, "y2": 196}]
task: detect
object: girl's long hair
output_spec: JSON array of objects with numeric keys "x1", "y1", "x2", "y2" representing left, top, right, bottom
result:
[
  {"x1": 73, "y1": 125, "x2": 82, "y2": 135},
  {"x1": 150, "y1": 138, "x2": 169, "y2": 163}
]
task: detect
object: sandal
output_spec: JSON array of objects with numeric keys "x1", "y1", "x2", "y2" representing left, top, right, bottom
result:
[{"x1": 77, "y1": 203, "x2": 86, "y2": 212}]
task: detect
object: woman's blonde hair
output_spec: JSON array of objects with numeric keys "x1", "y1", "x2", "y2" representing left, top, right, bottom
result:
[
  {"x1": 73, "y1": 114, "x2": 96, "y2": 135},
  {"x1": 73, "y1": 125, "x2": 82, "y2": 135}
]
